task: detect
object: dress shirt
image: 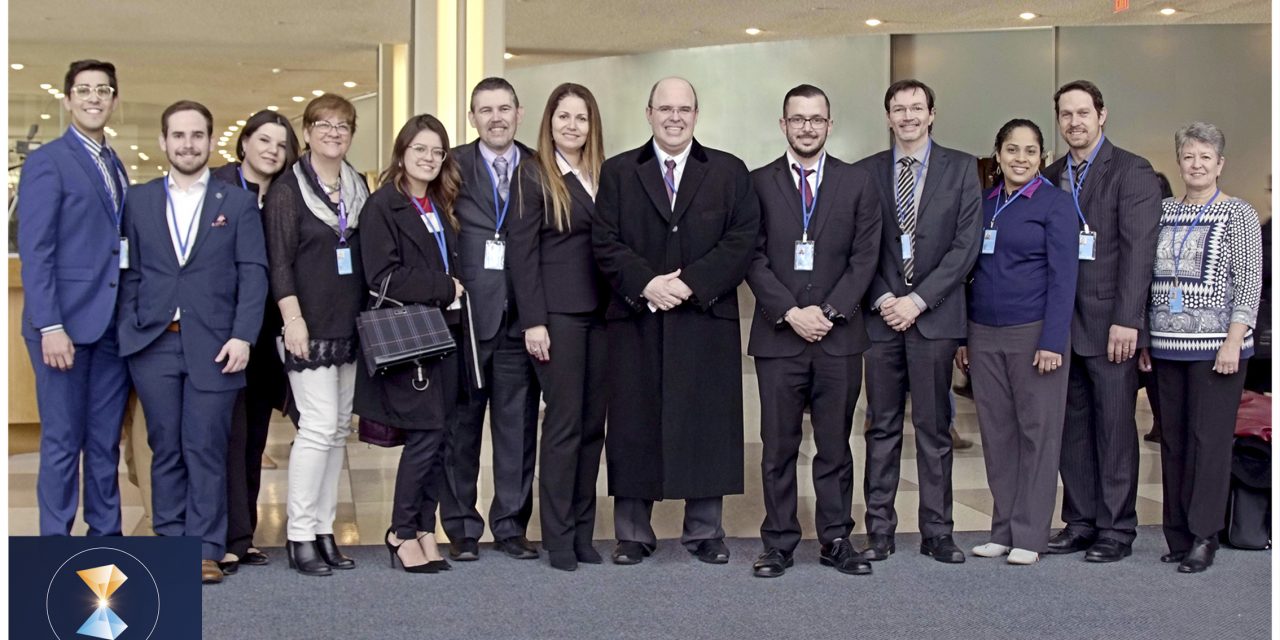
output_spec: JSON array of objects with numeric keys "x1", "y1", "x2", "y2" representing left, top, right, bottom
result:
[
  {"x1": 70, "y1": 125, "x2": 126, "y2": 210},
  {"x1": 166, "y1": 168, "x2": 210, "y2": 319},
  {"x1": 968, "y1": 178, "x2": 1079, "y2": 354},
  {"x1": 652, "y1": 140, "x2": 693, "y2": 192},
  {"x1": 785, "y1": 150, "x2": 825, "y2": 192},
  {"x1": 556, "y1": 152, "x2": 596, "y2": 199},
  {"x1": 477, "y1": 143, "x2": 520, "y2": 195},
  {"x1": 874, "y1": 141, "x2": 933, "y2": 313}
]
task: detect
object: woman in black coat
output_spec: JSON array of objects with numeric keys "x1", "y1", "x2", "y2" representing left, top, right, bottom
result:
[
  {"x1": 354, "y1": 114, "x2": 463, "y2": 573},
  {"x1": 509, "y1": 83, "x2": 609, "y2": 571}
]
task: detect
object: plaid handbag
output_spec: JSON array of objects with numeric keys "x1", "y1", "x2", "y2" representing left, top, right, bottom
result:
[{"x1": 355, "y1": 274, "x2": 457, "y2": 377}]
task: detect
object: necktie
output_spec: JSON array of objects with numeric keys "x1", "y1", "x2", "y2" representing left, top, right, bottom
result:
[
  {"x1": 896, "y1": 156, "x2": 917, "y2": 282},
  {"x1": 99, "y1": 145, "x2": 120, "y2": 209},
  {"x1": 1073, "y1": 160, "x2": 1089, "y2": 192},
  {"x1": 792, "y1": 164, "x2": 815, "y2": 208},
  {"x1": 663, "y1": 158, "x2": 677, "y2": 208},
  {"x1": 493, "y1": 156, "x2": 510, "y2": 203}
]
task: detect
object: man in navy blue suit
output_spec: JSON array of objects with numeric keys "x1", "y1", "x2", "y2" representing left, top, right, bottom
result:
[
  {"x1": 117, "y1": 100, "x2": 268, "y2": 584},
  {"x1": 18, "y1": 59, "x2": 131, "y2": 537}
]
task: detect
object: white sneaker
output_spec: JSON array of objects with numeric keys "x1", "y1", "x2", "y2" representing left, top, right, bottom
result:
[
  {"x1": 972, "y1": 542, "x2": 1011, "y2": 558},
  {"x1": 1007, "y1": 548, "x2": 1039, "y2": 565}
]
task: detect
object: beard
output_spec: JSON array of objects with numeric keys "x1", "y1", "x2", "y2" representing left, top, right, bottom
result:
[
  {"x1": 788, "y1": 137, "x2": 823, "y2": 159},
  {"x1": 167, "y1": 150, "x2": 208, "y2": 176}
]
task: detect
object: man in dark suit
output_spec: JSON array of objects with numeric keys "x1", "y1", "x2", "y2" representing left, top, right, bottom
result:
[
  {"x1": 440, "y1": 77, "x2": 541, "y2": 560},
  {"x1": 18, "y1": 59, "x2": 131, "y2": 537},
  {"x1": 117, "y1": 101, "x2": 268, "y2": 584},
  {"x1": 593, "y1": 77, "x2": 759, "y2": 565},
  {"x1": 746, "y1": 84, "x2": 881, "y2": 578},
  {"x1": 1041, "y1": 80, "x2": 1161, "y2": 562},
  {"x1": 854, "y1": 79, "x2": 982, "y2": 564}
]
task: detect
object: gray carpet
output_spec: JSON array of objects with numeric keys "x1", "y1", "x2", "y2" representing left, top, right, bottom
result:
[{"x1": 203, "y1": 527, "x2": 1270, "y2": 639}]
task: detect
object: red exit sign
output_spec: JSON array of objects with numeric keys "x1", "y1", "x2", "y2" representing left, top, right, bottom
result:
[{"x1": 1115, "y1": 0, "x2": 1130, "y2": 11}]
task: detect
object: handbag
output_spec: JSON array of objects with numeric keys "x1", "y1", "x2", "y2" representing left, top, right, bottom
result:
[
  {"x1": 355, "y1": 274, "x2": 457, "y2": 377},
  {"x1": 356, "y1": 416, "x2": 406, "y2": 448}
]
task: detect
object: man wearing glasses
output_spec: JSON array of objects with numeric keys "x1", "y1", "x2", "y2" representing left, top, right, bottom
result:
[
  {"x1": 746, "y1": 84, "x2": 880, "y2": 578},
  {"x1": 593, "y1": 77, "x2": 759, "y2": 565},
  {"x1": 18, "y1": 60, "x2": 132, "y2": 537}
]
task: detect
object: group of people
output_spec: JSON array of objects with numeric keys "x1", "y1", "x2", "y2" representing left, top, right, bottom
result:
[{"x1": 18, "y1": 58, "x2": 1263, "y2": 586}]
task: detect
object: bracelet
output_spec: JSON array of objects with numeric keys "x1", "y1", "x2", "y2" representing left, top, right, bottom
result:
[{"x1": 283, "y1": 315, "x2": 302, "y2": 330}]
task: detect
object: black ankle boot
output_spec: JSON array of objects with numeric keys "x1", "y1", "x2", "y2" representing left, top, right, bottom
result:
[
  {"x1": 287, "y1": 541, "x2": 333, "y2": 576},
  {"x1": 315, "y1": 534, "x2": 356, "y2": 570},
  {"x1": 1177, "y1": 537, "x2": 1218, "y2": 573}
]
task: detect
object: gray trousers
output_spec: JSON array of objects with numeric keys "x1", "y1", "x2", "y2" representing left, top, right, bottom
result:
[
  {"x1": 614, "y1": 496, "x2": 724, "y2": 551},
  {"x1": 968, "y1": 321, "x2": 1069, "y2": 552}
]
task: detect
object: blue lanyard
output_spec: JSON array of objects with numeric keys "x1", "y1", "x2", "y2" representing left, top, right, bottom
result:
[
  {"x1": 164, "y1": 179, "x2": 204, "y2": 261},
  {"x1": 795, "y1": 153, "x2": 824, "y2": 241},
  {"x1": 893, "y1": 139, "x2": 931, "y2": 225},
  {"x1": 237, "y1": 165, "x2": 249, "y2": 191},
  {"x1": 410, "y1": 195, "x2": 450, "y2": 274},
  {"x1": 1172, "y1": 189, "x2": 1220, "y2": 282},
  {"x1": 485, "y1": 151, "x2": 514, "y2": 237},
  {"x1": 1065, "y1": 133, "x2": 1106, "y2": 230},
  {"x1": 989, "y1": 176, "x2": 1044, "y2": 228}
]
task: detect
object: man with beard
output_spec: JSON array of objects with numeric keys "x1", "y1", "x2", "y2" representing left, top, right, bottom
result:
[
  {"x1": 117, "y1": 100, "x2": 267, "y2": 584},
  {"x1": 439, "y1": 77, "x2": 542, "y2": 561},
  {"x1": 746, "y1": 84, "x2": 881, "y2": 577},
  {"x1": 594, "y1": 76, "x2": 759, "y2": 565}
]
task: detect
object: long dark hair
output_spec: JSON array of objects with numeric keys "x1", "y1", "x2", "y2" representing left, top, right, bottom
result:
[
  {"x1": 990, "y1": 118, "x2": 1044, "y2": 184},
  {"x1": 236, "y1": 109, "x2": 301, "y2": 176},
  {"x1": 378, "y1": 114, "x2": 461, "y2": 230}
]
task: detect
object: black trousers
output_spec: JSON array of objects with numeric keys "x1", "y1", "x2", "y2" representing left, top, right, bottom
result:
[
  {"x1": 533, "y1": 312, "x2": 607, "y2": 552},
  {"x1": 224, "y1": 385, "x2": 275, "y2": 557},
  {"x1": 1153, "y1": 357, "x2": 1248, "y2": 552},
  {"x1": 863, "y1": 329, "x2": 958, "y2": 538},
  {"x1": 1059, "y1": 353, "x2": 1141, "y2": 544},
  {"x1": 439, "y1": 313, "x2": 540, "y2": 541},
  {"x1": 392, "y1": 427, "x2": 448, "y2": 540},
  {"x1": 756, "y1": 345, "x2": 861, "y2": 552}
]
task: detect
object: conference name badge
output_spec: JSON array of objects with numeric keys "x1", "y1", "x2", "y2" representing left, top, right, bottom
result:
[
  {"x1": 794, "y1": 241, "x2": 815, "y2": 271},
  {"x1": 336, "y1": 247, "x2": 353, "y2": 275},
  {"x1": 484, "y1": 239, "x2": 506, "y2": 270},
  {"x1": 1078, "y1": 231, "x2": 1097, "y2": 261}
]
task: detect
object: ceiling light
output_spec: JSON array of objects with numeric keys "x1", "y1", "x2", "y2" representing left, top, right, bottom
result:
[
  {"x1": 744, "y1": 27, "x2": 762, "y2": 36},
  {"x1": 310, "y1": 90, "x2": 324, "y2": 97},
  {"x1": 267, "y1": 105, "x2": 279, "y2": 111},
  {"x1": 138, "y1": 152, "x2": 150, "y2": 161},
  {"x1": 129, "y1": 145, "x2": 138, "y2": 150},
  {"x1": 272, "y1": 68, "x2": 282, "y2": 74},
  {"x1": 343, "y1": 81, "x2": 357, "y2": 88},
  {"x1": 865, "y1": 18, "x2": 882, "y2": 26},
  {"x1": 46, "y1": 88, "x2": 58, "y2": 94},
  {"x1": 235, "y1": 119, "x2": 246, "y2": 126},
  {"x1": 11, "y1": 63, "x2": 25, "y2": 70},
  {"x1": 157, "y1": 166, "x2": 164, "y2": 172},
  {"x1": 40, "y1": 113, "x2": 51, "y2": 120},
  {"x1": 1019, "y1": 12, "x2": 1037, "y2": 20},
  {"x1": 292, "y1": 96, "x2": 305, "y2": 103},
  {"x1": 130, "y1": 165, "x2": 137, "y2": 170},
  {"x1": 228, "y1": 125, "x2": 239, "y2": 131},
  {"x1": 218, "y1": 140, "x2": 227, "y2": 147},
  {"x1": 503, "y1": 52, "x2": 515, "y2": 60},
  {"x1": 1159, "y1": 7, "x2": 1176, "y2": 15},
  {"x1": 54, "y1": 92, "x2": 64, "y2": 99},
  {"x1": 39, "y1": 83, "x2": 52, "y2": 90},
  {"x1": 130, "y1": 179, "x2": 137, "y2": 185}
]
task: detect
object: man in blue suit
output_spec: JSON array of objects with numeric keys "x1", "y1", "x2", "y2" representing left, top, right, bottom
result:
[
  {"x1": 18, "y1": 59, "x2": 131, "y2": 537},
  {"x1": 117, "y1": 100, "x2": 268, "y2": 584}
]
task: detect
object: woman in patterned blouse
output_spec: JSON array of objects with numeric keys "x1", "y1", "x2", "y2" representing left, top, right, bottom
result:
[{"x1": 1138, "y1": 121, "x2": 1263, "y2": 574}]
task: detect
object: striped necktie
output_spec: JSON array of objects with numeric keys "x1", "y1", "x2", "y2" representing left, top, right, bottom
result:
[
  {"x1": 896, "y1": 156, "x2": 917, "y2": 282},
  {"x1": 1073, "y1": 160, "x2": 1089, "y2": 192}
]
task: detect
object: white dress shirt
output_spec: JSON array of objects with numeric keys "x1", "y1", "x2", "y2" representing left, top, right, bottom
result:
[
  {"x1": 555, "y1": 152, "x2": 596, "y2": 199},
  {"x1": 653, "y1": 140, "x2": 693, "y2": 195},
  {"x1": 166, "y1": 168, "x2": 210, "y2": 319}
]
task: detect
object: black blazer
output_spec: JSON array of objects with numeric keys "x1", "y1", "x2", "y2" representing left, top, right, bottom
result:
[
  {"x1": 1042, "y1": 138, "x2": 1162, "y2": 357},
  {"x1": 508, "y1": 160, "x2": 607, "y2": 330},
  {"x1": 746, "y1": 154, "x2": 882, "y2": 358},
  {"x1": 854, "y1": 142, "x2": 982, "y2": 341},
  {"x1": 451, "y1": 139, "x2": 536, "y2": 341}
]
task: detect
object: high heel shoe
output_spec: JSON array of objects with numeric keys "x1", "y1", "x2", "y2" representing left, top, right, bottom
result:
[
  {"x1": 286, "y1": 541, "x2": 333, "y2": 577},
  {"x1": 316, "y1": 534, "x2": 356, "y2": 570},
  {"x1": 416, "y1": 532, "x2": 452, "y2": 571},
  {"x1": 385, "y1": 527, "x2": 436, "y2": 574}
]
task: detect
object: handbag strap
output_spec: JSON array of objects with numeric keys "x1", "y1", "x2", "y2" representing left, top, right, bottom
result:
[{"x1": 369, "y1": 274, "x2": 410, "y2": 309}]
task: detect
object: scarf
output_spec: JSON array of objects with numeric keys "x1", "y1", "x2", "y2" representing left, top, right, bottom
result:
[{"x1": 294, "y1": 155, "x2": 368, "y2": 236}]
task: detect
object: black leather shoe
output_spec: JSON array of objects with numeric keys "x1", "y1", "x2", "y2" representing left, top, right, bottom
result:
[
  {"x1": 1084, "y1": 538, "x2": 1132, "y2": 563},
  {"x1": 1161, "y1": 550, "x2": 1188, "y2": 563},
  {"x1": 862, "y1": 534, "x2": 895, "y2": 561},
  {"x1": 612, "y1": 541, "x2": 651, "y2": 565},
  {"x1": 315, "y1": 534, "x2": 356, "y2": 570},
  {"x1": 752, "y1": 548, "x2": 793, "y2": 578},
  {"x1": 449, "y1": 538, "x2": 480, "y2": 561},
  {"x1": 692, "y1": 539, "x2": 730, "y2": 564},
  {"x1": 548, "y1": 550, "x2": 578, "y2": 572},
  {"x1": 1046, "y1": 528, "x2": 1095, "y2": 555},
  {"x1": 494, "y1": 536, "x2": 539, "y2": 559},
  {"x1": 1177, "y1": 537, "x2": 1218, "y2": 573},
  {"x1": 821, "y1": 538, "x2": 873, "y2": 575},
  {"x1": 217, "y1": 558, "x2": 239, "y2": 575},
  {"x1": 920, "y1": 534, "x2": 966, "y2": 564},
  {"x1": 240, "y1": 549, "x2": 269, "y2": 566},
  {"x1": 286, "y1": 541, "x2": 333, "y2": 577},
  {"x1": 575, "y1": 545, "x2": 603, "y2": 564}
]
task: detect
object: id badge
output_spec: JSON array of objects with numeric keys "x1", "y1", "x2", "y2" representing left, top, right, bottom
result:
[
  {"x1": 981, "y1": 229, "x2": 998, "y2": 255},
  {"x1": 1169, "y1": 286, "x2": 1184, "y2": 313},
  {"x1": 1078, "y1": 231, "x2": 1097, "y2": 261},
  {"x1": 119, "y1": 237, "x2": 130, "y2": 269},
  {"x1": 336, "y1": 247, "x2": 353, "y2": 275},
  {"x1": 794, "y1": 241, "x2": 815, "y2": 271},
  {"x1": 484, "y1": 239, "x2": 506, "y2": 270},
  {"x1": 899, "y1": 234, "x2": 913, "y2": 260}
]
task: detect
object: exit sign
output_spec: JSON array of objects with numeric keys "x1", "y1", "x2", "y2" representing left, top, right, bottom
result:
[{"x1": 1115, "y1": 0, "x2": 1130, "y2": 11}]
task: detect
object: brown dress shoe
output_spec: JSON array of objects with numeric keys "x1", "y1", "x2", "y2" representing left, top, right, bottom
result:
[{"x1": 201, "y1": 559, "x2": 224, "y2": 584}]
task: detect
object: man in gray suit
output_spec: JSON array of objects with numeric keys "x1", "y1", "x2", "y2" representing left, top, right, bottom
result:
[
  {"x1": 854, "y1": 79, "x2": 981, "y2": 564},
  {"x1": 439, "y1": 77, "x2": 541, "y2": 561},
  {"x1": 1041, "y1": 80, "x2": 1161, "y2": 562}
]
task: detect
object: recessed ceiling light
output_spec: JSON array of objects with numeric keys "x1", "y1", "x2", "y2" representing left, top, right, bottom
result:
[
  {"x1": 272, "y1": 68, "x2": 282, "y2": 74},
  {"x1": 46, "y1": 88, "x2": 58, "y2": 94},
  {"x1": 865, "y1": 18, "x2": 882, "y2": 26},
  {"x1": 129, "y1": 145, "x2": 138, "y2": 150},
  {"x1": 54, "y1": 92, "x2": 64, "y2": 99},
  {"x1": 744, "y1": 27, "x2": 762, "y2": 36},
  {"x1": 39, "y1": 83, "x2": 51, "y2": 90},
  {"x1": 130, "y1": 179, "x2": 137, "y2": 185},
  {"x1": 267, "y1": 105, "x2": 279, "y2": 111},
  {"x1": 503, "y1": 52, "x2": 515, "y2": 60},
  {"x1": 311, "y1": 90, "x2": 324, "y2": 97},
  {"x1": 157, "y1": 166, "x2": 164, "y2": 172},
  {"x1": 292, "y1": 96, "x2": 305, "y2": 102},
  {"x1": 235, "y1": 119, "x2": 246, "y2": 126},
  {"x1": 11, "y1": 63, "x2": 25, "y2": 70},
  {"x1": 228, "y1": 125, "x2": 239, "y2": 131},
  {"x1": 218, "y1": 141, "x2": 227, "y2": 147},
  {"x1": 343, "y1": 81, "x2": 357, "y2": 88},
  {"x1": 40, "y1": 113, "x2": 51, "y2": 120},
  {"x1": 1159, "y1": 7, "x2": 1177, "y2": 15},
  {"x1": 130, "y1": 165, "x2": 137, "y2": 170},
  {"x1": 1020, "y1": 12, "x2": 1037, "y2": 20},
  {"x1": 138, "y1": 152, "x2": 150, "y2": 161}
]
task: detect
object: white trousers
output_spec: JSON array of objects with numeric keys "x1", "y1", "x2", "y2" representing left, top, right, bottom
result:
[{"x1": 285, "y1": 362, "x2": 355, "y2": 541}]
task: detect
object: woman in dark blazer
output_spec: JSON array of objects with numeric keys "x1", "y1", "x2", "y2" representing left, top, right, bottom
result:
[
  {"x1": 354, "y1": 114, "x2": 463, "y2": 573},
  {"x1": 509, "y1": 83, "x2": 609, "y2": 571}
]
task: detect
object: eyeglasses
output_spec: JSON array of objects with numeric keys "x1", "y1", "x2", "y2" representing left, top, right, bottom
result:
[
  {"x1": 70, "y1": 84, "x2": 116, "y2": 100},
  {"x1": 652, "y1": 105, "x2": 695, "y2": 118},
  {"x1": 407, "y1": 144, "x2": 447, "y2": 161},
  {"x1": 889, "y1": 104, "x2": 929, "y2": 117},
  {"x1": 311, "y1": 121, "x2": 352, "y2": 136},
  {"x1": 786, "y1": 116, "x2": 829, "y2": 129}
]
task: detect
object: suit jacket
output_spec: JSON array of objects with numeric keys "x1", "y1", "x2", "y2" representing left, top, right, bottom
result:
[
  {"x1": 1042, "y1": 138, "x2": 1162, "y2": 356},
  {"x1": 508, "y1": 159, "x2": 608, "y2": 330},
  {"x1": 117, "y1": 176, "x2": 268, "y2": 392},
  {"x1": 854, "y1": 141, "x2": 982, "y2": 341},
  {"x1": 451, "y1": 139, "x2": 536, "y2": 341},
  {"x1": 17, "y1": 128, "x2": 129, "y2": 343},
  {"x1": 746, "y1": 154, "x2": 882, "y2": 358}
]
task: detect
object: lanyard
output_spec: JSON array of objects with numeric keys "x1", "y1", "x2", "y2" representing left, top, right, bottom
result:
[
  {"x1": 1171, "y1": 189, "x2": 1220, "y2": 283},
  {"x1": 893, "y1": 139, "x2": 931, "y2": 225},
  {"x1": 304, "y1": 155, "x2": 348, "y2": 245},
  {"x1": 1065, "y1": 133, "x2": 1106, "y2": 231},
  {"x1": 164, "y1": 179, "x2": 205, "y2": 262},
  {"x1": 410, "y1": 195, "x2": 450, "y2": 274},
  {"x1": 485, "y1": 151, "x2": 514, "y2": 238},
  {"x1": 237, "y1": 165, "x2": 249, "y2": 191},
  {"x1": 795, "y1": 153, "x2": 825, "y2": 241},
  {"x1": 989, "y1": 176, "x2": 1043, "y2": 228}
]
